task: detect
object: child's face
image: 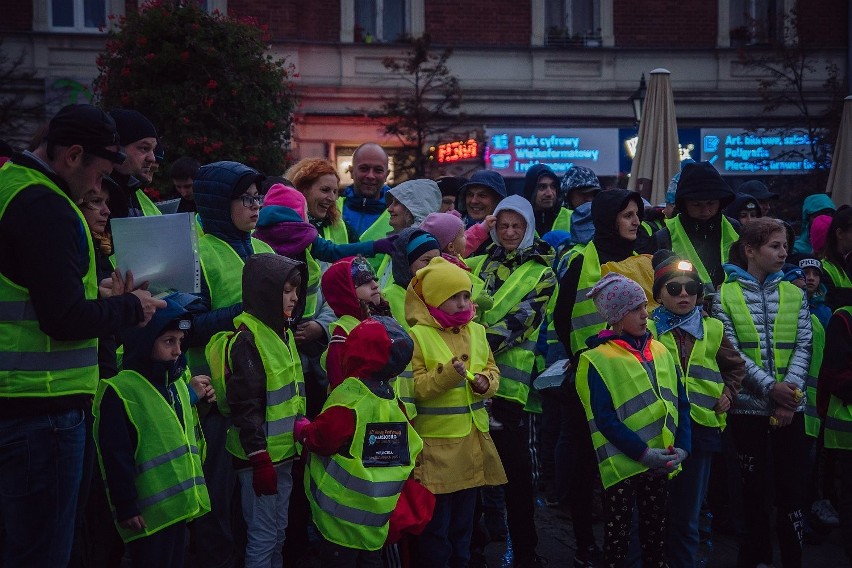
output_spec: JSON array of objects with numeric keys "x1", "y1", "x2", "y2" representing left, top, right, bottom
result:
[
  {"x1": 173, "y1": 177, "x2": 194, "y2": 200},
  {"x1": 447, "y1": 228, "x2": 466, "y2": 256},
  {"x1": 282, "y1": 283, "x2": 299, "y2": 318},
  {"x1": 658, "y1": 277, "x2": 700, "y2": 316},
  {"x1": 804, "y1": 267, "x2": 821, "y2": 294},
  {"x1": 745, "y1": 230, "x2": 787, "y2": 279},
  {"x1": 440, "y1": 195, "x2": 457, "y2": 213},
  {"x1": 230, "y1": 183, "x2": 261, "y2": 232},
  {"x1": 355, "y1": 278, "x2": 382, "y2": 305},
  {"x1": 410, "y1": 250, "x2": 439, "y2": 274},
  {"x1": 151, "y1": 330, "x2": 185, "y2": 362},
  {"x1": 617, "y1": 302, "x2": 648, "y2": 337},
  {"x1": 438, "y1": 290, "x2": 471, "y2": 315}
]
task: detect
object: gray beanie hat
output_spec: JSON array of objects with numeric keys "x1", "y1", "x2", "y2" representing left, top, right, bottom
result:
[{"x1": 587, "y1": 272, "x2": 647, "y2": 325}]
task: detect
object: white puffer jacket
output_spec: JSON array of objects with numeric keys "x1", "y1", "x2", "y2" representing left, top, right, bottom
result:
[{"x1": 711, "y1": 265, "x2": 811, "y2": 416}]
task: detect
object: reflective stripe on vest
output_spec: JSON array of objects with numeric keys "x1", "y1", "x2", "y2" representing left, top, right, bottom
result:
[
  {"x1": 0, "y1": 162, "x2": 99, "y2": 396},
  {"x1": 649, "y1": 318, "x2": 726, "y2": 429},
  {"x1": 381, "y1": 282, "x2": 416, "y2": 417},
  {"x1": 225, "y1": 312, "x2": 305, "y2": 462},
  {"x1": 805, "y1": 313, "x2": 824, "y2": 437},
  {"x1": 409, "y1": 323, "x2": 490, "y2": 437},
  {"x1": 824, "y1": 307, "x2": 852, "y2": 449},
  {"x1": 135, "y1": 189, "x2": 163, "y2": 217},
  {"x1": 719, "y1": 280, "x2": 801, "y2": 382},
  {"x1": 188, "y1": 234, "x2": 274, "y2": 374},
  {"x1": 475, "y1": 259, "x2": 550, "y2": 406},
  {"x1": 576, "y1": 339, "x2": 680, "y2": 489},
  {"x1": 666, "y1": 216, "x2": 738, "y2": 284},
  {"x1": 93, "y1": 371, "x2": 210, "y2": 542},
  {"x1": 822, "y1": 260, "x2": 852, "y2": 289},
  {"x1": 569, "y1": 242, "x2": 607, "y2": 355},
  {"x1": 306, "y1": 377, "x2": 422, "y2": 550}
]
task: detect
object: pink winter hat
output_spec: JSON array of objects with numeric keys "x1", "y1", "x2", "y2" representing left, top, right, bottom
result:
[
  {"x1": 419, "y1": 212, "x2": 464, "y2": 251},
  {"x1": 587, "y1": 272, "x2": 647, "y2": 325},
  {"x1": 264, "y1": 183, "x2": 307, "y2": 221},
  {"x1": 810, "y1": 214, "x2": 833, "y2": 253}
]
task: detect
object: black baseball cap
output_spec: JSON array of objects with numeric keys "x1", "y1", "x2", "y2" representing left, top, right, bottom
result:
[{"x1": 44, "y1": 104, "x2": 127, "y2": 164}]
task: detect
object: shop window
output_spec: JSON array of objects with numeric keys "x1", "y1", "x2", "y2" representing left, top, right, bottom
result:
[
  {"x1": 50, "y1": 0, "x2": 105, "y2": 31},
  {"x1": 544, "y1": 0, "x2": 602, "y2": 47},
  {"x1": 728, "y1": 0, "x2": 783, "y2": 46},
  {"x1": 354, "y1": 0, "x2": 406, "y2": 43}
]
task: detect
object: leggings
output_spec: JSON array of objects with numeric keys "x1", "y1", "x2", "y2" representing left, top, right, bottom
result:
[{"x1": 602, "y1": 472, "x2": 669, "y2": 568}]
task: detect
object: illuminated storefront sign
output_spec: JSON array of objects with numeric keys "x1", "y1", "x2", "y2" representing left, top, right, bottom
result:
[
  {"x1": 700, "y1": 128, "x2": 825, "y2": 175},
  {"x1": 485, "y1": 128, "x2": 620, "y2": 177},
  {"x1": 431, "y1": 138, "x2": 479, "y2": 163}
]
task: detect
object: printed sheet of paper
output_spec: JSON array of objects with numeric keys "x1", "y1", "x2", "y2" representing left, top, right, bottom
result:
[{"x1": 111, "y1": 213, "x2": 200, "y2": 294}]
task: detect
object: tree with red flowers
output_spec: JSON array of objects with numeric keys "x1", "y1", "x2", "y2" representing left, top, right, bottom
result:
[{"x1": 93, "y1": 0, "x2": 296, "y2": 180}]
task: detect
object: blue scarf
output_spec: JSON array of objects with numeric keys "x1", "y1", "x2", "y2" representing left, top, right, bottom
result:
[{"x1": 651, "y1": 306, "x2": 704, "y2": 339}]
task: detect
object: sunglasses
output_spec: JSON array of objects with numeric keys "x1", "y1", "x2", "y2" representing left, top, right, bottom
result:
[{"x1": 665, "y1": 281, "x2": 702, "y2": 296}]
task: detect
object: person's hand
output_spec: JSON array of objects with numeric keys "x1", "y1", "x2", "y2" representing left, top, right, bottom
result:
[
  {"x1": 294, "y1": 321, "x2": 324, "y2": 345},
  {"x1": 119, "y1": 514, "x2": 146, "y2": 532},
  {"x1": 190, "y1": 375, "x2": 216, "y2": 403},
  {"x1": 248, "y1": 450, "x2": 277, "y2": 496},
  {"x1": 770, "y1": 382, "x2": 799, "y2": 410},
  {"x1": 482, "y1": 214, "x2": 497, "y2": 231},
  {"x1": 452, "y1": 359, "x2": 466, "y2": 377},
  {"x1": 373, "y1": 234, "x2": 398, "y2": 255},
  {"x1": 293, "y1": 416, "x2": 311, "y2": 442},
  {"x1": 639, "y1": 447, "x2": 675, "y2": 472},
  {"x1": 772, "y1": 406, "x2": 794, "y2": 428},
  {"x1": 666, "y1": 445, "x2": 688, "y2": 469},
  {"x1": 130, "y1": 290, "x2": 167, "y2": 327},
  {"x1": 470, "y1": 373, "x2": 490, "y2": 395},
  {"x1": 714, "y1": 391, "x2": 732, "y2": 413}
]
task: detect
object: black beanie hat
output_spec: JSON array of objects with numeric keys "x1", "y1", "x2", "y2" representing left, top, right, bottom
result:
[
  {"x1": 675, "y1": 161, "x2": 735, "y2": 209},
  {"x1": 109, "y1": 109, "x2": 158, "y2": 146},
  {"x1": 436, "y1": 176, "x2": 467, "y2": 197},
  {"x1": 652, "y1": 249, "x2": 702, "y2": 299}
]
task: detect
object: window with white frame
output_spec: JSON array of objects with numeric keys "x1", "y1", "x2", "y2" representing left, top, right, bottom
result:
[
  {"x1": 50, "y1": 0, "x2": 106, "y2": 31},
  {"x1": 545, "y1": 0, "x2": 601, "y2": 46},
  {"x1": 354, "y1": 0, "x2": 406, "y2": 43},
  {"x1": 728, "y1": 0, "x2": 783, "y2": 45}
]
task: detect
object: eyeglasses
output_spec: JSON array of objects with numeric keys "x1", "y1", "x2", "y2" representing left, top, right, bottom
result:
[
  {"x1": 665, "y1": 281, "x2": 702, "y2": 296},
  {"x1": 240, "y1": 194, "x2": 264, "y2": 207},
  {"x1": 79, "y1": 197, "x2": 109, "y2": 211}
]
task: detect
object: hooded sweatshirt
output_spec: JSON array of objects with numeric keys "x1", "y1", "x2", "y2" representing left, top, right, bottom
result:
[
  {"x1": 227, "y1": 253, "x2": 306, "y2": 465},
  {"x1": 96, "y1": 296, "x2": 197, "y2": 521},
  {"x1": 387, "y1": 179, "x2": 443, "y2": 227},
  {"x1": 793, "y1": 194, "x2": 837, "y2": 255},
  {"x1": 522, "y1": 164, "x2": 564, "y2": 236},
  {"x1": 553, "y1": 189, "x2": 645, "y2": 359}
]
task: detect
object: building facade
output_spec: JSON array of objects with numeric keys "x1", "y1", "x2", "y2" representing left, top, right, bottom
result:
[{"x1": 1, "y1": 0, "x2": 848, "y2": 189}]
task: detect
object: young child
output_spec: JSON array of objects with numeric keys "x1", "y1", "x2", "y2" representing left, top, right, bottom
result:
[
  {"x1": 295, "y1": 317, "x2": 424, "y2": 567},
  {"x1": 206, "y1": 253, "x2": 308, "y2": 568},
  {"x1": 649, "y1": 250, "x2": 745, "y2": 568},
  {"x1": 93, "y1": 296, "x2": 214, "y2": 567},
  {"x1": 320, "y1": 255, "x2": 391, "y2": 390},
  {"x1": 575, "y1": 272, "x2": 692, "y2": 568},
  {"x1": 405, "y1": 256, "x2": 507, "y2": 568},
  {"x1": 799, "y1": 256, "x2": 832, "y2": 329},
  {"x1": 713, "y1": 217, "x2": 812, "y2": 568},
  {"x1": 419, "y1": 210, "x2": 496, "y2": 263}
]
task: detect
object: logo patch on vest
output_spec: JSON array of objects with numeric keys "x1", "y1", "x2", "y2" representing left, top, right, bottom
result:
[{"x1": 362, "y1": 422, "x2": 410, "y2": 467}]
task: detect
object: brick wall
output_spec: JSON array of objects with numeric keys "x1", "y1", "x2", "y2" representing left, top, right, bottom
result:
[
  {"x1": 0, "y1": 1, "x2": 32, "y2": 31},
  {"x1": 228, "y1": 0, "x2": 339, "y2": 42},
  {"x1": 797, "y1": 0, "x2": 847, "y2": 48},
  {"x1": 614, "y1": 0, "x2": 717, "y2": 48},
  {"x1": 425, "y1": 0, "x2": 531, "y2": 47}
]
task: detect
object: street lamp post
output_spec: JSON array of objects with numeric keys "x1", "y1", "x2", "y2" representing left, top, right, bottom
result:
[{"x1": 630, "y1": 74, "x2": 647, "y2": 125}]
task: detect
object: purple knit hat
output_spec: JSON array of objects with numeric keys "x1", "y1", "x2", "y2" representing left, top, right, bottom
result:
[
  {"x1": 419, "y1": 212, "x2": 465, "y2": 251},
  {"x1": 587, "y1": 272, "x2": 647, "y2": 325}
]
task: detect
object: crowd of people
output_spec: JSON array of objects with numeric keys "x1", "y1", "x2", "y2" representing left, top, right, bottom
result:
[{"x1": 0, "y1": 103, "x2": 850, "y2": 568}]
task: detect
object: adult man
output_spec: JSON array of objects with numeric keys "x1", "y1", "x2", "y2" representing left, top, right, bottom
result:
[
  {"x1": 340, "y1": 143, "x2": 392, "y2": 238},
  {"x1": 107, "y1": 109, "x2": 161, "y2": 217},
  {"x1": 655, "y1": 161, "x2": 739, "y2": 289},
  {"x1": 561, "y1": 165, "x2": 601, "y2": 209},
  {"x1": 459, "y1": 170, "x2": 508, "y2": 257},
  {"x1": 739, "y1": 179, "x2": 778, "y2": 218},
  {"x1": 170, "y1": 156, "x2": 200, "y2": 213},
  {"x1": 523, "y1": 163, "x2": 572, "y2": 236},
  {"x1": 0, "y1": 103, "x2": 165, "y2": 567}
]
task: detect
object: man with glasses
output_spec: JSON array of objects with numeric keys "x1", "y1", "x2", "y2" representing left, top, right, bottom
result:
[{"x1": 0, "y1": 104, "x2": 166, "y2": 567}]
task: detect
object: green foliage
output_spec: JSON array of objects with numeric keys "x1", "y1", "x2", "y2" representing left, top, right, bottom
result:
[
  {"x1": 374, "y1": 34, "x2": 465, "y2": 179},
  {"x1": 93, "y1": 0, "x2": 296, "y2": 176}
]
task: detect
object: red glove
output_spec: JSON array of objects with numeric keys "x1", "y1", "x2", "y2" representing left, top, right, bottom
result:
[
  {"x1": 248, "y1": 450, "x2": 277, "y2": 496},
  {"x1": 293, "y1": 416, "x2": 311, "y2": 443}
]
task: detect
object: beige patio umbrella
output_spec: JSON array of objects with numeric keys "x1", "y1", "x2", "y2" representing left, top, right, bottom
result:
[
  {"x1": 826, "y1": 95, "x2": 852, "y2": 206},
  {"x1": 627, "y1": 68, "x2": 680, "y2": 205}
]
